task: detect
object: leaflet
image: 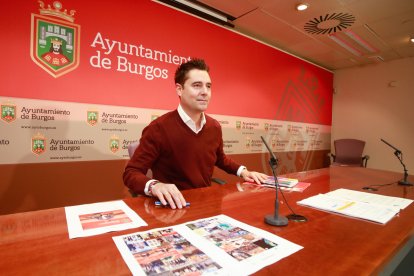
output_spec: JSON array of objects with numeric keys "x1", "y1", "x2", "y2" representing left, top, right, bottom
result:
[
  {"x1": 65, "y1": 200, "x2": 147, "y2": 239},
  {"x1": 297, "y1": 188, "x2": 413, "y2": 224},
  {"x1": 326, "y1": 188, "x2": 413, "y2": 210},
  {"x1": 113, "y1": 214, "x2": 303, "y2": 275}
]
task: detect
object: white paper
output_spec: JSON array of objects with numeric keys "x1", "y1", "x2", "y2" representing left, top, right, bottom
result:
[
  {"x1": 65, "y1": 200, "x2": 147, "y2": 239},
  {"x1": 297, "y1": 188, "x2": 413, "y2": 224},
  {"x1": 112, "y1": 214, "x2": 303, "y2": 275},
  {"x1": 298, "y1": 194, "x2": 398, "y2": 224},
  {"x1": 326, "y1": 188, "x2": 413, "y2": 210}
]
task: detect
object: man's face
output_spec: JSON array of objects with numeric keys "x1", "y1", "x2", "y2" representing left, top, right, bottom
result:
[
  {"x1": 176, "y1": 69, "x2": 211, "y2": 116},
  {"x1": 52, "y1": 43, "x2": 60, "y2": 53}
]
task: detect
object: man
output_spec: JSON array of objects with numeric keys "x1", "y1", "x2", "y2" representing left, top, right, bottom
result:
[
  {"x1": 123, "y1": 59, "x2": 267, "y2": 209},
  {"x1": 41, "y1": 38, "x2": 70, "y2": 67}
]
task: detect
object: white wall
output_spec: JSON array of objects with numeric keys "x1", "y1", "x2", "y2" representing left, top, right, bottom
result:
[{"x1": 333, "y1": 57, "x2": 414, "y2": 174}]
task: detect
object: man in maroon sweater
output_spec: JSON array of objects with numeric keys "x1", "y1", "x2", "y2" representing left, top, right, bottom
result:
[{"x1": 123, "y1": 59, "x2": 268, "y2": 209}]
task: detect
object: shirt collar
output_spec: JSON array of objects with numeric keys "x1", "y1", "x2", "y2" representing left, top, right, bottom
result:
[{"x1": 177, "y1": 104, "x2": 206, "y2": 133}]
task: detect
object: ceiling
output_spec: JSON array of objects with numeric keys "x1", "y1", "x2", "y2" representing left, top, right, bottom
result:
[{"x1": 160, "y1": 0, "x2": 414, "y2": 71}]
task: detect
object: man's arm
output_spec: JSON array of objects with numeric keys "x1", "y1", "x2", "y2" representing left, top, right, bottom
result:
[{"x1": 123, "y1": 125, "x2": 160, "y2": 195}]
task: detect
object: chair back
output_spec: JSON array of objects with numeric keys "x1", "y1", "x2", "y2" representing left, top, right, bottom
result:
[
  {"x1": 127, "y1": 141, "x2": 139, "y2": 158},
  {"x1": 333, "y1": 139, "x2": 366, "y2": 166},
  {"x1": 127, "y1": 141, "x2": 153, "y2": 178}
]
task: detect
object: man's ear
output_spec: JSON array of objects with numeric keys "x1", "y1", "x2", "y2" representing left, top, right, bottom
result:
[{"x1": 176, "y1": 83, "x2": 182, "y2": 97}]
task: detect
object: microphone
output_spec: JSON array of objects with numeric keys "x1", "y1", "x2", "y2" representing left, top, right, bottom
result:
[
  {"x1": 381, "y1": 139, "x2": 413, "y2": 186},
  {"x1": 260, "y1": 136, "x2": 288, "y2": 226}
]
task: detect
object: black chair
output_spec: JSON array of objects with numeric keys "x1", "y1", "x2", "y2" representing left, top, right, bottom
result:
[{"x1": 329, "y1": 139, "x2": 370, "y2": 167}]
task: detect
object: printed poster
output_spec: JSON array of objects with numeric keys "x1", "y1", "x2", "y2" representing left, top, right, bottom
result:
[
  {"x1": 65, "y1": 200, "x2": 147, "y2": 239},
  {"x1": 113, "y1": 214, "x2": 302, "y2": 275}
]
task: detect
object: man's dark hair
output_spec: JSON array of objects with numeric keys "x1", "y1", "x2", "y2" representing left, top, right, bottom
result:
[{"x1": 174, "y1": 58, "x2": 209, "y2": 86}]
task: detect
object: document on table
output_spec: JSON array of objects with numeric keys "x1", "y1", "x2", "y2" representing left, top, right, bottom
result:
[
  {"x1": 113, "y1": 214, "x2": 303, "y2": 276},
  {"x1": 297, "y1": 189, "x2": 413, "y2": 224},
  {"x1": 65, "y1": 200, "x2": 147, "y2": 239},
  {"x1": 326, "y1": 188, "x2": 413, "y2": 210}
]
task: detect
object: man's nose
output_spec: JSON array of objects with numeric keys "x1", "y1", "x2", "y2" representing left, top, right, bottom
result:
[{"x1": 200, "y1": 85, "x2": 210, "y2": 94}]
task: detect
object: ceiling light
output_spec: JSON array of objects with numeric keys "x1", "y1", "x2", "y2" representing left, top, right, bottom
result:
[
  {"x1": 155, "y1": 0, "x2": 235, "y2": 27},
  {"x1": 174, "y1": 0, "x2": 227, "y2": 21},
  {"x1": 344, "y1": 30, "x2": 378, "y2": 53},
  {"x1": 296, "y1": 3, "x2": 309, "y2": 11},
  {"x1": 328, "y1": 34, "x2": 363, "y2": 56},
  {"x1": 410, "y1": 37, "x2": 414, "y2": 43}
]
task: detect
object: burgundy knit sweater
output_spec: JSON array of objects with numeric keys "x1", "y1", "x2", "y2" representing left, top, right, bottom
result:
[{"x1": 123, "y1": 110, "x2": 240, "y2": 195}]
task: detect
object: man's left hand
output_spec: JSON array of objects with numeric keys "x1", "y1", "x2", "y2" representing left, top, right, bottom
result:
[{"x1": 240, "y1": 169, "x2": 268, "y2": 184}]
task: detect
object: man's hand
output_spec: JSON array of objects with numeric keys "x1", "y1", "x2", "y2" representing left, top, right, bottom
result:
[
  {"x1": 151, "y1": 182, "x2": 187, "y2": 209},
  {"x1": 240, "y1": 169, "x2": 268, "y2": 184}
]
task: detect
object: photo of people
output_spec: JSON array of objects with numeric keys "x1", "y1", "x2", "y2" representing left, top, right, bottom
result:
[
  {"x1": 79, "y1": 209, "x2": 132, "y2": 230},
  {"x1": 186, "y1": 217, "x2": 278, "y2": 261},
  {"x1": 122, "y1": 228, "x2": 222, "y2": 275}
]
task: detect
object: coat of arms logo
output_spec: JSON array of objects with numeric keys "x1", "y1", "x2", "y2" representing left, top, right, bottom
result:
[
  {"x1": 31, "y1": 1, "x2": 80, "y2": 77},
  {"x1": 109, "y1": 135, "x2": 120, "y2": 153},
  {"x1": 32, "y1": 133, "x2": 46, "y2": 155},
  {"x1": 87, "y1": 110, "x2": 99, "y2": 126},
  {"x1": 1, "y1": 102, "x2": 17, "y2": 123}
]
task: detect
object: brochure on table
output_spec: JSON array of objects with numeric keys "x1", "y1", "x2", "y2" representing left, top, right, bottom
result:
[
  {"x1": 65, "y1": 200, "x2": 147, "y2": 239},
  {"x1": 113, "y1": 214, "x2": 303, "y2": 275},
  {"x1": 297, "y1": 188, "x2": 413, "y2": 224}
]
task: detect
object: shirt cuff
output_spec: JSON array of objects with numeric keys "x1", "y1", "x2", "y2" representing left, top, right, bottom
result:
[
  {"x1": 237, "y1": 166, "x2": 247, "y2": 177},
  {"x1": 144, "y1": 179, "x2": 159, "y2": 196}
]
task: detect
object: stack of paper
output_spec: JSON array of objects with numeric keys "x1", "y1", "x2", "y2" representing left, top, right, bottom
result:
[
  {"x1": 262, "y1": 177, "x2": 299, "y2": 188},
  {"x1": 297, "y1": 188, "x2": 413, "y2": 224}
]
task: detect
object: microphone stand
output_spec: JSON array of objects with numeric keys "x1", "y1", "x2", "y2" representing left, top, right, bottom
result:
[
  {"x1": 381, "y1": 139, "x2": 413, "y2": 186},
  {"x1": 261, "y1": 136, "x2": 288, "y2": 226}
]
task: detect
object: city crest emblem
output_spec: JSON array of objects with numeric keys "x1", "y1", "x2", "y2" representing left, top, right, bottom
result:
[
  {"x1": 87, "y1": 110, "x2": 99, "y2": 126},
  {"x1": 236, "y1": 121, "x2": 241, "y2": 130},
  {"x1": 31, "y1": 1, "x2": 80, "y2": 78},
  {"x1": 32, "y1": 133, "x2": 46, "y2": 155},
  {"x1": 1, "y1": 103, "x2": 16, "y2": 123},
  {"x1": 109, "y1": 135, "x2": 120, "y2": 153}
]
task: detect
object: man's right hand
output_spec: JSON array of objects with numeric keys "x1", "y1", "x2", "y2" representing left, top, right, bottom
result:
[{"x1": 151, "y1": 182, "x2": 187, "y2": 209}]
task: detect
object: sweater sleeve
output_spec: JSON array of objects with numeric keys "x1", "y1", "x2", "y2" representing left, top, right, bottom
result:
[{"x1": 123, "y1": 123, "x2": 161, "y2": 195}]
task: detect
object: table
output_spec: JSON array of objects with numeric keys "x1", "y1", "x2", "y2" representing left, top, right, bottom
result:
[{"x1": 1, "y1": 167, "x2": 414, "y2": 275}]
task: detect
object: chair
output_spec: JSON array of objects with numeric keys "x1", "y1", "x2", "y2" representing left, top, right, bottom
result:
[
  {"x1": 127, "y1": 141, "x2": 139, "y2": 158},
  {"x1": 126, "y1": 141, "x2": 152, "y2": 197},
  {"x1": 329, "y1": 139, "x2": 370, "y2": 167}
]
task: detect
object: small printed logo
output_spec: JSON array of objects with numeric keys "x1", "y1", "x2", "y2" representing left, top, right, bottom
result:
[
  {"x1": 236, "y1": 121, "x2": 241, "y2": 130},
  {"x1": 151, "y1": 115, "x2": 159, "y2": 121},
  {"x1": 1, "y1": 102, "x2": 16, "y2": 123},
  {"x1": 245, "y1": 137, "x2": 251, "y2": 148},
  {"x1": 109, "y1": 135, "x2": 120, "y2": 153},
  {"x1": 32, "y1": 133, "x2": 46, "y2": 155},
  {"x1": 271, "y1": 138, "x2": 276, "y2": 148},
  {"x1": 31, "y1": 1, "x2": 80, "y2": 78},
  {"x1": 264, "y1": 123, "x2": 269, "y2": 131},
  {"x1": 87, "y1": 110, "x2": 99, "y2": 126}
]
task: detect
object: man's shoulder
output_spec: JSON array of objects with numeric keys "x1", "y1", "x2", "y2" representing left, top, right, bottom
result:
[
  {"x1": 148, "y1": 110, "x2": 178, "y2": 126},
  {"x1": 205, "y1": 114, "x2": 221, "y2": 128}
]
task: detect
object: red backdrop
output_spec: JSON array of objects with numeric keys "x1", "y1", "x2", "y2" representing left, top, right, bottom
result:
[{"x1": 1, "y1": 0, "x2": 332, "y2": 125}]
